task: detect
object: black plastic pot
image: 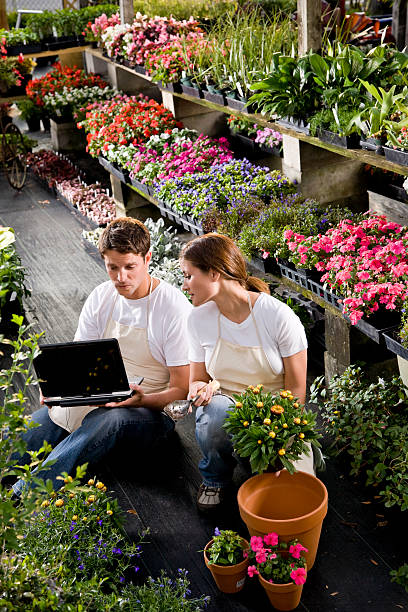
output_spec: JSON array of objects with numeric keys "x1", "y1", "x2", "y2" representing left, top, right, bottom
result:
[
  {"x1": 225, "y1": 96, "x2": 248, "y2": 112},
  {"x1": 41, "y1": 116, "x2": 50, "y2": 131},
  {"x1": 159, "y1": 81, "x2": 182, "y2": 93},
  {"x1": 6, "y1": 42, "x2": 42, "y2": 56},
  {"x1": 26, "y1": 116, "x2": 41, "y2": 131},
  {"x1": 383, "y1": 328, "x2": 408, "y2": 360},
  {"x1": 316, "y1": 128, "x2": 361, "y2": 150},
  {"x1": 181, "y1": 83, "x2": 203, "y2": 98},
  {"x1": 98, "y1": 156, "x2": 128, "y2": 183},
  {"x1": 134, "y1": 65, "x2": 147, "y2": 75},
  {"x1": 360, "y1": 136, "x2": 385, "y2": 155},
  {"x1": 277, "y1": 117, "x2": 310, "y2": 135},
  {"x1": 203, "y1": 89, "x2": 225, "y2": 106},
  {"x1": 383, "y1": 146, "x2": 408, "y2": 166},
  {"x1": 231, "y1": 131, "x2": 256, "y2": 152}
]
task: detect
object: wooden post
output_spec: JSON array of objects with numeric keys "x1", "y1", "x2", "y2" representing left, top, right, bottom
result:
[
  {"x1": 297, "y1": 0, "x2": 322, "y2": 55},
  {"x1": 120, "y1": 0, "x2": 134, "y2": 25},
  {"x1": 0, "y1": 0, "x2": 9, "y2": 30},
  {"x1": 392, "y1": 0, "x2": 408, "y2": 50}
]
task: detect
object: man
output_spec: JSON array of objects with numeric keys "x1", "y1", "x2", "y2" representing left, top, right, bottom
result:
[{"x1": 13, "y1": 217, "x2": 191, "y2": 495}]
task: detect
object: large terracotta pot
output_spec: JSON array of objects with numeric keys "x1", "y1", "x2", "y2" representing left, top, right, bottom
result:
[
  {"x1": 203, "y1": 539, "x2": 249, "y2": 593},
  {"x1": 237, "y1": 471, "x2": 328, "y2": 569},
  {"x1": 258, "y1": 572, "x2": 304, "y2": 611}
]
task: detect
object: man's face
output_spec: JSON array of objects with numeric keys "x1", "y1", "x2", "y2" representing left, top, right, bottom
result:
[{"x1": 104, "y1": 249, "x2": 151, "y2": 300}]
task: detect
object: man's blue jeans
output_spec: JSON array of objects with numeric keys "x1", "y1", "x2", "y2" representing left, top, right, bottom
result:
[
  {"x1": 12, "y1": 405, "x2": 175, "y2": 496},
  {"x1": 195, "y1": 394, "x2": 236, "y2": 488}
]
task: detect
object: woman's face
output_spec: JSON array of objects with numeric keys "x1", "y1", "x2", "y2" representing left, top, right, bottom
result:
[{"x1": 180, "y1": 259, "x2": 217, "y2": 307}]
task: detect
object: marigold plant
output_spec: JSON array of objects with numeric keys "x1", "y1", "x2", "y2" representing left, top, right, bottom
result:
[{"x1": 223, "y1": 386, "x2": 321, "y2": 474}]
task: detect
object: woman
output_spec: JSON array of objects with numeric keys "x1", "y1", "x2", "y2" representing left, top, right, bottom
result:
[{"x1": 180, "y1": 233, "x2": 311, "y2": 511}]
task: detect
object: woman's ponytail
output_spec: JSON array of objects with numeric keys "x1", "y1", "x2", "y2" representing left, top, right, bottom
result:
[{"x1": 246, "y1": 276, "x2": 270, "y2": 294}]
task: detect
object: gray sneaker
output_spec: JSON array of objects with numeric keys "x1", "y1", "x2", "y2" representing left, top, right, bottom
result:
[{"x1": 196, "y1": 483, "x2": 225, "y2": 511}]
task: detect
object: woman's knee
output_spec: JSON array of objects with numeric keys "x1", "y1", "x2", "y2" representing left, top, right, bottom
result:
[{"x1": 195, "y1": 395, "x2": 234, "y2": 444}]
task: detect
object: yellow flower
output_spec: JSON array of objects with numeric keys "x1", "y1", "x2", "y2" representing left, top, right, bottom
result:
[
  {"x1": 275, "y1": 426, "x2": 279, "y2": 430},
  {"x1": 55, "y1": 499, "x2": 64, "y2": 507},
  {"x1": 87, "y1": 495, "x2": 96, "y2": 503},
  {"x1": 280, "y1": 391, "x2": 288, "y2": 398},
  {"x1": 257, "y1": 384, "x2": 263, "y2": 390},
  {"x1": 87, "y1": 479, "x2": 95, "y2": 486},
  {"x1": 253, "y1": 388, "x2": 260, "y2": 395},
  {"x1": 302, "y1": 419, "x2": 308, "y2": 425},
  {"x1": 282, "y1": 423, "x2": 288, "y2": 429},
  {"x1": 294, "y1": 417, "x2": 301, "y2": 425},
  {"x1": 96, "y1": 481, "x2": 105, "y2": 489},
  {"x1": 69, "y1": 493, "x2": 75, "y2": 499},
  {"x1": 271, "y1": 404, "x2": 284, "y2": 414},
  {"x1": 247, "y1": 385, "x2": 254, "y2": 391},
  {"x1": 41, "y1": 500, "x2": 50, "y2": 508},
  {"x1": 73, "y1": 515, "x2": 78, "y2": 521},
  {"x1": 50, "y1": 492, "x2": 56, "y2": 498},
  {"x1": 263, "y1": 418, "x2": 271, "y2": 425},
  {"x1": 102, "y1": 487, "x2": 107, "y2": 492},
  {"x1": 257, "y1": 401, "x2": 263, "y2": 408},
  {"x1": 107, "y1": 509, "x2": 113, "y2": 516},
  {"x1": 278, "y1": 449, "x2": 286, "y2": 456},
  {"x1": 64, "y1": 476, "x2": 73, "y2": 483},
  {"x1": 83, "y1": 516, "x2": 88, "y2": 522},
  {"x1": 293, "y1": 403, "x2": 299, "y2": 408},
  {"x1": 257, "y1": 440, "x2": 262, "y2": 445},
  {"x1": 333, "y1": 411, "x2": 340, "y2": 415},
  {"x1": 235, "y1": 402, "x2": 243, "y2": 408},
  {"x1": 243, "y1": 421, "x2": 249, "y2": 427},
  {"x1": 299, "y1": 433, "x2": 305, "y2": 439},
  {"x1": 269, "y1": 431, "x2": 276, "y2": 438}
]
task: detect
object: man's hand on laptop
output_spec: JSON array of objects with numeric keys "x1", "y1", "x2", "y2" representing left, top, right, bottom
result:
[{"x1": 104, "y1": 383, "x2": 144, "y2": 408}]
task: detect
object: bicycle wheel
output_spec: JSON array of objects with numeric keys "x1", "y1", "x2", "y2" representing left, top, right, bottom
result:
[{"x1": 2, "y1": 123, "x2": 27, "y2": 190}]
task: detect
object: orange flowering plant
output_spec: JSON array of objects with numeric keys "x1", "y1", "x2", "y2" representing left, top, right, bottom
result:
[{"x1": 223, "y1": 386, "x2": 321, "y2": 474}]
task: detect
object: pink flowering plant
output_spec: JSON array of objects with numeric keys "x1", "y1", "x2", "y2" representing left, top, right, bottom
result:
[
  {"x1": 128, "y1": 134, "x2": 233, "y2": 184},
  {"x1": 255, "y1": 127, "x2": 283, "y2": 150},
  {"x1": 247, "y1": 534, "x2": 307, "y2": 585},
  {"x1": 285, "y1": 214, "x2": 408, "y2": 324}
]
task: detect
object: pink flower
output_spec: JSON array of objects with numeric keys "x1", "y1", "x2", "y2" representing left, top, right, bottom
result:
[
  {"x1": 290, "y1": 567, "x2": 307, "y2": 585},
  {"x1": 263, "y1": 533, "x2": 279, "y2": 547},
  {"x1": 248, "y1": 565, "x2": 259, "y2": 578},
  {"x1": 289, "y1": 543, "x2": 308, "y2": 559},
  {"x1": 256, "y1": 549, "x2": 267, "y2": 563},
  {"x1": 250, "y1": 536, "x2": 264, "y2": 552},
  {"x1": 262, "y1": 250, "x2": 270, "y2": 260}
]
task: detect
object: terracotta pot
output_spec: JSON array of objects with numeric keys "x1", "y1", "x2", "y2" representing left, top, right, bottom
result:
[
  {"x1": 237, "y1": 471, "x2": 328, "y2": 569},
  {"x1": 203, "y1": 538, "x2": 249, "y2": 593},
  {"x1": 258, "y1": 572, "x2": 304, "y2": 611}
]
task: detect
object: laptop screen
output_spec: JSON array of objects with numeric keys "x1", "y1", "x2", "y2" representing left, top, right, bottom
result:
[{"x1": 34, "y1": 338, "x2": 130, "y2": 400}]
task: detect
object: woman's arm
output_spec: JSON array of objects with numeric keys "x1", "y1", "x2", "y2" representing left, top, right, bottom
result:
[
  {"x1": 282, "y1": 349, "x2": 307, "y2": 405},
  {"x1": 189, "y1": 361, "x2": 212, "y2": 406}
]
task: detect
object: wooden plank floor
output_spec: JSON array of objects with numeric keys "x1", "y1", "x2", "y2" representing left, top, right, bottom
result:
[{"x1": 1, "y1": 173, "x2": 407, "y2": 611}]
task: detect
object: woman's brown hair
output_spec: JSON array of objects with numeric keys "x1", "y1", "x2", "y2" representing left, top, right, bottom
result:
[{"x1": 180, "y1": 233, "x2": 270, "y2": 294}]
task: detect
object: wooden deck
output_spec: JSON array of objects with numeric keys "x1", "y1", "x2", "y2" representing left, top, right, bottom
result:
[{"x1": 1, "y1": 172, "x2": 407, "y2": 611}]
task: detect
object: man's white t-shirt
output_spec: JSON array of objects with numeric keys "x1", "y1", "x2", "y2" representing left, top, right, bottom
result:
[
  {"x1": 187, "y1": 292, "x2": 307, "y2": 375},
  {"x1": 75, "y1": 279, "x2": 192, "y2": 367}
]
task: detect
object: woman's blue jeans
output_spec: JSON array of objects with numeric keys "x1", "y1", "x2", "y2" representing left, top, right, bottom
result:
[
  {"x1": 12, "y1": 405, "x2": 175, "y2": 496},
  {"x1": 195, "y1": 394, "x2": 236, "y2": 488}
]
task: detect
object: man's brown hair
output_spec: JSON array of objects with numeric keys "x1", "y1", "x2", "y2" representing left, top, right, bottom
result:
[{"x1": 98, "y1": 217, "x2": 150, "y2": 258}]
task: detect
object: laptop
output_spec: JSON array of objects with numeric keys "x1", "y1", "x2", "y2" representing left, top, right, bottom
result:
[{"x1": 34, "y1": 338, "x2": 142, "y2": 407}]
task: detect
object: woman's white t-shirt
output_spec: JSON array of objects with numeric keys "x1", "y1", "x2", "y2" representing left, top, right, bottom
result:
[
  {"x1": 187, "y1": 293, "x2": 307, "y2": 375},
  {"x1": 75, "y1": 279, "x2": 192, "y2": 367}
]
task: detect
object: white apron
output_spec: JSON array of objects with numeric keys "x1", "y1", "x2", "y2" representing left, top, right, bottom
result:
[
  {"x1": 207, "y1": 294, "x2": 314, "y2": 475},
  {"x1": 49, "y1": 278, "x2": 170, "y2": 433}
]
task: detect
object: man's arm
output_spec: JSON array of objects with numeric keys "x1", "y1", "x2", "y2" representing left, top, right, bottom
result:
[{"x1": 105, "y1": 364, "x2": 190, "y2": 411}]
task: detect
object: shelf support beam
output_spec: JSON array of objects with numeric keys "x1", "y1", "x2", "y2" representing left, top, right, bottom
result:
[
  {"x1": 297, "y1": 0, "x2": 322, "y2": 55},
  {"x1": 120, "y1": 0, "x2": 134, "y2": 25}
]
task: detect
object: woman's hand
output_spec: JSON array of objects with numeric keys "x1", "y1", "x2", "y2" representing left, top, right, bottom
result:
[{"x1": 188, "y1": 379, "x2": 220, "y2": 407}]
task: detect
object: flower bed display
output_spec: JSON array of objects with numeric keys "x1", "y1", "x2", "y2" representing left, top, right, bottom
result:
[{"x1": 285, "y1": 214, "x2": 408, "y2": 326}]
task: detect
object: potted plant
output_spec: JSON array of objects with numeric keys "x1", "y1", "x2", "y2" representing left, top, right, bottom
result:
[
  {"x1": 0, "y1": 226, "x2": 30, "y2": 332},
  {"x1": 225, "y1": 386, "x2": 327, "y2": 569},
  {"x1": 203, "y1": 528, "x2": 249, "y2": 593},
  {"x1": 309, "y1": 105, "x2": 361, "y2": 149},
  {"x1": 247, "y1": 533, "x2": 307, "y2": 611},
  {"x1": 384, "y1": 122, "x2": 408, "y2": 166},
  {"x1": 17, "y1": 99, "x2": 43, "y2": 131}
]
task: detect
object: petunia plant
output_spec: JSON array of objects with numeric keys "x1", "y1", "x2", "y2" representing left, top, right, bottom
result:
[
  {"x1": 223, "y1": 386, "x2": 321, "y2": 474},
  {"x1": 247, "y1": 533, "x2": 307, "y2": 586}
]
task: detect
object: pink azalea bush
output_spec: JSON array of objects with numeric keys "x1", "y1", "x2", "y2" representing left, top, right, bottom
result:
[
  {"x1": 285, "y1": 214, "x2": 408, "y2": 324},
  {"x1": 127, "y1": 134, "x2": 233, "y2": 184},
  {"x1": 246, "y1": 533, "x2": 307, "y2": 585}
]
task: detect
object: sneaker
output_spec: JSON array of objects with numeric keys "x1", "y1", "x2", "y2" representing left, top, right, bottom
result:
[{"x1": 196, "y1": 483, "x2": 225, "y2": 511}]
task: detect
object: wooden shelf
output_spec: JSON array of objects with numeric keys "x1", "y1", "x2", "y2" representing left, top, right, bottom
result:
[
  {"x1": 23, "y1": 45, "x2": 91, "y2": 59},
  {"x1": 85, "y1": 49, "x2": 408, "y2": 177}
]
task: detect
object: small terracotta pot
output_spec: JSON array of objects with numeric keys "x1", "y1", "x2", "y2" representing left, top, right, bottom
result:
[
  {"x1": 237, "y1": 471, "x2": 328, "y2": 569},
  {"x1": 258, "y1": 572, "x2": 304, "y2": 611},
  {"x1": 203, "y1": 538, "x2": 249, "y2": 593}
]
